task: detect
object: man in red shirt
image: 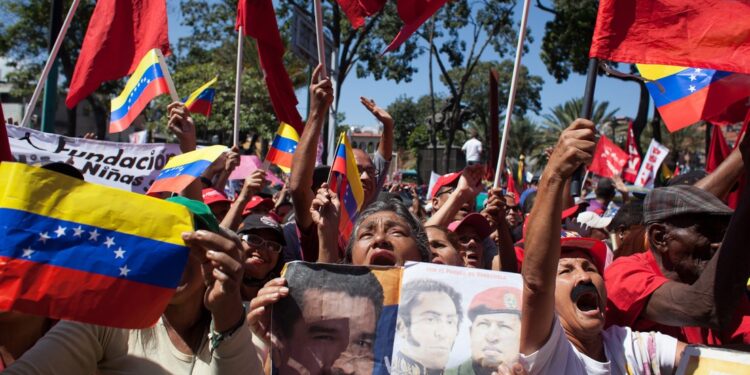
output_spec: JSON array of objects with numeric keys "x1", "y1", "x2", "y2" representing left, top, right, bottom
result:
[{"x1": 605, "y1": 178, "x2": 750, "y2": 345}]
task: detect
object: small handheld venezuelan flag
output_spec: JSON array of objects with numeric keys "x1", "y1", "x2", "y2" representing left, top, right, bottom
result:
[
  {"x1": 637, "y1": 64, "x2": 750, "y2": 132},
  {"x1": 183, "y1": 77, "x2": 218, "y2": 117},
  {"x1": 109, "y1": 49, "x2": 175, "y2": 134},
  {"x1": 328, "y1": 132, "x2": 365, "y2": 243},
  {"x1": 147, "y1": 145, "x2": 228, "y2": 195},
  {"x1": 0, "y1": 162, "x2": 193, "y2": 328},
  {"x1": 265, "y1": 122, "x2": 299, "y2": 173}
]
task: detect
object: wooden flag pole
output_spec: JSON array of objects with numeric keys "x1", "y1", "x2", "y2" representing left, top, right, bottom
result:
[
  {"x1": 155, "y1": 49, "x2": 179, "y2": 102},
  {"x1": 233, "y1": 27, "x2": 244, "y2": 147},
  {"x1": 313, "y1": 0, "x2": 327, "y2": 79},
  {"x1": 20, "y1": 0, "x2": 81, "y2": 128},
  {"x1": 494, "y1": 0, "x2": 531, "y2": 187}
]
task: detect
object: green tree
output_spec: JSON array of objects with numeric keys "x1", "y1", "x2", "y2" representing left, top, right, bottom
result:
[{"x1": 540, "y1": 97, "x2": 618, "y2": 148}]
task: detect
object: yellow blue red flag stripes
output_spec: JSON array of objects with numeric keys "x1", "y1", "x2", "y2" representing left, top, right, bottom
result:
[
  {"x1": 109, "y1": 49, "x2": 172, "y2": 134},
  {"x1": 184, "y1": 77, "x2": 218, "y2": 117},
  {"x1": 0, "y1": 162, "x2": 193, "y2": 329},
  {"x1": 265, "y1": 122, "x2": 299, "y2": 173},
  {"x1": 328, "y1": 133, "x2": 365, "y2": 242},
  {"x1": 638, "y1": 64, "x2": 750, "y2": 132},
  {"x1": 147, "y1": 145, "x2": 228, "y2": 195}
]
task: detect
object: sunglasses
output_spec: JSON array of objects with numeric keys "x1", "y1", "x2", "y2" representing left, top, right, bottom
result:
[{"x1": 241, "y1": 233, "x2": 282, "y2": 253}]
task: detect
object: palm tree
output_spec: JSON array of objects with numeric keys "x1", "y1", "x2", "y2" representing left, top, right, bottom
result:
[{"x1": 540, "y1": 97, "x2": 620, "y2": 148}]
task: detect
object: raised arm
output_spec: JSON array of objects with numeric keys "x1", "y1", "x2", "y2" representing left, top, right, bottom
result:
[
  {"x1": 289, "y1": 64, "x2": 333, "y2": 233},
  {"x1": 644, "y1": 135, "x2": 750, "y2": 330},
  {"x1": 310, "y1": 183, "x2": 341, "y2": 263},
  {"x1": 360, "y1": 97, "x2": 393, "y2": 162},
  {"x1": 220, "y1": 169, "x2": 266, "y2": 230},
  {"x1": 520, "y1": 119, "x2": 596, "y2": 354},
  {"x1": 167, "y1": 102, "x2": 202, "y2": 202},
  {"x1": 425, "y1": 165, "x2": 483, "y2": 227},
  {"x1": 481, "y1": 188, "x2": 517, "y2": 273},
  {"x1": 694, "y1": 142, "x2": 745, "y2": 200}
]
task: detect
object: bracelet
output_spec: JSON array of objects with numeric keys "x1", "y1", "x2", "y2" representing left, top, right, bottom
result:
[{"x1": 209, "y1": 304, "x2": 247, "y2": 351}]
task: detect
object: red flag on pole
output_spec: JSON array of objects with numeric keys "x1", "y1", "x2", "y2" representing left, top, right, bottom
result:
[
  {"x1": 66, "y1": 0, "x2": 171, "y2": 108},
  {"x1": 336, "y1": 0, "x2": 386, "y2": 29},
  {"x1": 623, "y1": 121, "x2": 641, "y2": 183},
  {"x1": 588, "y1": 135, "x2": 628, "y2": 179},
  {"x1": 0, "y1": 102, "x2": 12, "y2": 162},
  {"x1": 590, "y1": 0, "x2": 750, "y2": 75},
  {"x1": 384, "y1": 0, "x2": 450, "y2": 52},
  {"x1": 236, "y1": 0, "x2": 304, "y2": 133},
  {"x1": 706, "y1": 124, "x2": 730, "y2": 173},
  {"x1": 506, "y1": 169, "x2": 520, "y2": 204}
]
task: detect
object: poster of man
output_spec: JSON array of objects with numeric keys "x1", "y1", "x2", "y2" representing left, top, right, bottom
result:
[
  {"x1": 271, "y1": 262, "x2": 401, "y2": 375},
  {"x1": 390, "y1": 262, "x2": 523, "y2": 375}
]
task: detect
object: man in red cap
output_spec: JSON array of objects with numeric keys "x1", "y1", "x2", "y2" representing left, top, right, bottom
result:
[
  {"x1": 202, "y1": 188, "x2": 231, "y2": 222},
  {"x1": 448, "y1": 213, "x2": 492, "y2": 269},
  {"x1": 519, "y1": 119, "x2": 685, "y2": 374},
  {"x1": 446, "y1": 287, "x2": 522, "y2": 375}
]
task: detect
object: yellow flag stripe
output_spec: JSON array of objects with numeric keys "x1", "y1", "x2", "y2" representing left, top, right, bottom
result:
[
  {"x1": 111, "y1": 49, "x2": 162, "y2": 109},
  {"x1": 184, "y1": 77, "x2": 218, "y2": 107},
  {"x1": 0, "y1": 163, "x2": 193, "y2": 246},
  {"x1": 636, "y1": 64, "x2": 689, "y2": 81},
  {"x1": 163, "y1": 145, "x2": 228, "y2": 170},
  {"x1": 277, "y1": 122, "x2": 300, "y2": 142}
]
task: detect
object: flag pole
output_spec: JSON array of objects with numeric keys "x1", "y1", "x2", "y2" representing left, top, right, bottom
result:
[
  {"x1": 493, "y1": 0, "x2": 531, "y2": 187},
  {"x1": 155, "y1": 49, "x2": 179, "y2": 102},
  {"x1": 233, "y1": 27, "x2": 244, "y2": 147},
  {"x1": 20, "y1": 0, "x2": 81, "y2": 128},
  {"x1": 569, "y1": 58, "x2": 599, "y2": 196},
  {"x1": 313, "y1": 0, "x2": 327, "y2": 79}
]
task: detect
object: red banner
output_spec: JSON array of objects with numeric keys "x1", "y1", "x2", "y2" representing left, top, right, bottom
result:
[
  {"x1": 623, "y1": 122, "x2": 641, "y2": 183},
  {"x1": 589, "y1": 135, "x2": 628, "y2": 179}
]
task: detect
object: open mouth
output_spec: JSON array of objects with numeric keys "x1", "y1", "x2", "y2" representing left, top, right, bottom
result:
[
  {"x1": 464, "y1": 251, "x2": 479, "y2": 266},
  {"x1": 431, "y1": 256, "x2": 445, "y2": 264},
  {"x1": 368, "y1": 249, "x2": 396, "y2": 266},
  {"x1": 571, "y1": 283, "x2": 601, "y2": 314},
  {"x1": 246, "y1": 254, "x2": 266, "y2": 266}
]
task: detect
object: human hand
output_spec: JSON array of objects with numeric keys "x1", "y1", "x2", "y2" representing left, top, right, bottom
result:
[
  {"x1": 612, "y1": 173, "x2": 628, "y2": 193},
  {"x1": 457, "y1": 164, "x2": 484, "y2": 198},
  {"x1": 481, "y1": 187, "x2": 507, "y2": 227},
  {"x1": 224, "y1": 146, "x2": 241, "y2": 174},
  {"x1": 493, "y1": 362, "x2": 527, "y2": 375},
  {"x1": 82, "y1": 132, "x2": 96, "y2": 140},
  {"x1": 310, "y1": 183, "x2": 340, "y2": 228},
  {"x1": 242, "y1": 169, "x2": 267, "y2": 197},
  {"x1": 167, "y1": 102, "x2": 197, "y2": 153},
  {"x1": 182, "y1": 229, "x2": 244, "y2": 333},
  {"x1": 545, "y1": 119, "x2": 596, "y2": 180},
  {"x1": 360, "y1": 97, "x2": 394, "y2": 128},
  {"x1": 309, "y1": 64, "x2": 334, "y2": 115},
  {"x1": 247, "y1": 277, "x2": 288, "y2": 343}
]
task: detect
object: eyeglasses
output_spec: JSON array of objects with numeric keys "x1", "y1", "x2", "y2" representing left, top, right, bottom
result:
[
  {"x1": 435, "y1": 188, "x2": 454, "y2": 198},
  {"x1": 357, "y1": 164, "x2": 376, "y2": 178},
  {"x1": 506, "y1": 205, "x2": 521, "y2": 213},
  {"x1": 241, "y1": 234, "x2": 282, "y2": 253}
]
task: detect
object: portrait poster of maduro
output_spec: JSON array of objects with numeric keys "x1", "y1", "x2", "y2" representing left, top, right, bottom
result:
[
  {"x1": 390, "y1": 262, "x2": 523, "y2": 375},
  {"x1": 270, "y1": 261, "x2": 402, "y2": 375}
]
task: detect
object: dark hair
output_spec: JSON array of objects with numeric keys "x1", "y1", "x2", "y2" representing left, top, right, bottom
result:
[
  {"x1": 667, "y1": 170, "x2": 708, "y2": 186},
  {"x1": 398, "y1": 279, "x2": 463, "y2": 328},
  {"x1": 272, "y1": 262, "x2": 384, "y2": 339},
  {"x1": 595, "y1": 178, "x2": 616, "y2": 199},
  {"x1": 345, "y1": 199, "x2": 431, "y2": 263},
  {"x1": 608, "y1": 200, "x2": 644, "y2": 231},
  {"x1": 522, "y1": 191, "x2": 537, "y2": 215},
  {"x1": 424, "y1": 225, "x2": 462, "y2": 252}
]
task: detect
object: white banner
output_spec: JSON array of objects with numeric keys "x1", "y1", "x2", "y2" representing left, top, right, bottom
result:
[
  {"x1": 634, "y1": 139, "x2": 670, "y2": 188},
  {"x1": 7, "y1": 126, "x2": 181, "y2": 193}
]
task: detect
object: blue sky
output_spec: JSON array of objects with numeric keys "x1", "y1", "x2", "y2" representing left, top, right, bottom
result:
[{"x1": 168, "y1": 1, "x2": 643, "y2": 131}]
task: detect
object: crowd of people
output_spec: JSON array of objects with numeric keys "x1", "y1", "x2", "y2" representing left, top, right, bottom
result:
[{"x1": 2, "y1": 64, "x2": 750, "y2": 375}]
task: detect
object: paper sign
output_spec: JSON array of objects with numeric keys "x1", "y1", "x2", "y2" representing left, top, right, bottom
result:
[
  {"x1": 634, "y1": 139, "x2": 669, "y2": 188},
  {"x1": 676, "y1": 345, "x2": 750, "y2": 374}
]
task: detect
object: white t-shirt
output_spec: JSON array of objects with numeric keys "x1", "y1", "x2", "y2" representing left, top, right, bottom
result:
[
  {"x1": 520, "y1": 317, "x2": 677, "y2": 375},
  {"x1": 462, "y1": 138, "x2": 482, "y2": 162}
]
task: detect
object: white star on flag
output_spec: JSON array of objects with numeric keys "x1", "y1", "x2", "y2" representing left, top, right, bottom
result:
[
  {"x1": 694, "y1": 68, "x2": 702, "y2": 73},
  {"x1": 114, "y1": 247, "x2": 126, "y2": 259},
  {"x1": 89, "y1": 229, "x2": 100, "y2": 241},
  {"x1": 22, "y1": 247, "x2": 34, "y2": 258},
  {"x1": 38, "y1": 232, "x2": 50, "y2": 244},
  {"x1": 688, "y1": 85, "x2": 696, "y2": 93},
  {"x1": 689, "y1": 74, "x2": 697, "y2": 81},
  {"x1": 103, "y1": 236, "x2": 116, "y2": 248},
  {"x1": 119, "y1": 265, "x2": 131, "y2": 277},
  {"x1": 54, "y1": 225, "x2": 67, "y2": 237},
  {"x1": 73, "y1": 226, "x2": 84, "y2": 237}
]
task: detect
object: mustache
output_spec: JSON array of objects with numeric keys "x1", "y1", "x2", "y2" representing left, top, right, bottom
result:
[{"x1": 570, "y1": 282, "x2": 599, "y2": 301}]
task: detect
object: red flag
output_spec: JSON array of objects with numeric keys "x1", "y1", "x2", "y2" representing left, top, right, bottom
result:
[
  {"x1": 623, "y1": 121, "x2": 641, "y2": 183},
  {"x1": 590, "y1": 0, "x2": 750, "y2": 75},
  {"x1": 506, "y1": 169, "x2": 520, "y2": 204},
  {"x1": 236, "y1": 0, "x2": 304, "y2": 133},
  {"x1": 706, "y1": 125, "x2": 730, "y2": 173},
  {"x1": 336, "y1": 0, "x2": 386, "y2": 29},
  {"x1": 726, "y1": 114, "x2": 749, "y2": 208},
  {"x1": 385, "y1": 0, "x2": 449, "y2": 52},
  {"x1": 66, "y1": 0, "x2": 170, "y2": 108},
  {"x1": 589, "y1": 135, "x2": 628, "y2": 179},
  {"x1": 0, "y1": 102, "x2": 12, "y2": 162}
]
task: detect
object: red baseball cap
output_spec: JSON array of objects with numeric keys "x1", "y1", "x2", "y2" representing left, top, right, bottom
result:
[
  {"x1": 467, "y1": 286, "x2": 522, "y2": 321},
  {"x1": 515, "y1": 231, "x2": 607, "y2": 274},
  {"x1": 202, "y1": 188, "x2": 230, "y2": 206},
  {"x1": 242, "y1": 195, "x2": 274, "y2": 216},
  {"x1": 448, "y1": 212, "x2": 492, "y2": 239},
  {"x1": 430, "y1": 171, "x2": 462, "y2": 199}
]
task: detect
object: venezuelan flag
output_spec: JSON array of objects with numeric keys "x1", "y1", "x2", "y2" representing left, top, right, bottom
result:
[
  {"x1": 109, "y1": 49, "x2": 171, "y2": 134},
  {"x1": 147, "y1": 145, "x2": 228, "y2": 195},
  {"x1": 0, "y1": 162, "x2": 193, "y2": 328},
  {"x1": 184, "y1": 77, "x2": 217, "y2": 117},
  {"x1": 638, "y1": 64, "x2": 750, "y2": 132},
  {"x1": 265, "y1": 122, "x2": 299, "y2": 173},
  {"x1": 328, "y1": 133, "x2": 365, "y2": 242}
]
